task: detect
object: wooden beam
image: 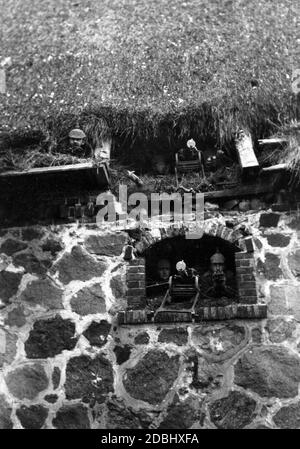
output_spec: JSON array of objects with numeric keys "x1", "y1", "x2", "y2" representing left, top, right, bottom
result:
[
  {"x1": 235, "y1": 130, "x2": 259, "y2": 176},
  {"x1": 261, "y1": 163, "x2": 287, "y2": 173},
  {"x1": 0, "y1": 162, "x2": 95, "y2": 177},
  {"x1": 204, "y1": 182, "x2": 274, "y2": 201},
  {"x1": 0, "y1": 162, "x2": 110, "y2": 190},
  {"x1": 258, "y1": 138, "x2": 288, "y2": 146}
]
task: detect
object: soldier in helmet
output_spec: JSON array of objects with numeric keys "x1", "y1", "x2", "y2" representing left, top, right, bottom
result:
[
  {"x1": 201, "y1": 249, "x2": 236, "y2": 298},
  {"x1": 69, "y1": 128, "x2": 86, "y2": 147},
  {"x1": 157, "y1": 259, "x2": 171, "y2": 282},
  {"x1": 65, "y1": 128, "x2": 92, "y2": 158}
]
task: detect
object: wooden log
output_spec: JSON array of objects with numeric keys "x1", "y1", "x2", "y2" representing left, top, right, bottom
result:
[
  {"x1": 204, "y1": 181, "x2": 274, "y2": 201},
  {"x1": 235, "y1": 130, "x2": 259, "y2": 176},
  {"x1": 261, "y1": 163, "x2": 287, "y2": 173},
  {"x1": 258, "y1": 138, "x2": 288, "y2": 146},
  {"x1": 0, "y1": 162, "x2": 95, "y2": 177},
  {"x1": 0, "y1": 162, "x2": 110, "y2": 191}
]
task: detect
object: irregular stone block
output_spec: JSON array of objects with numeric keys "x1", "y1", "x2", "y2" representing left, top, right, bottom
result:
[
  {"x1": 52, "y1": 246, "x2": 106, "y2": 284},
  {"x1": 251, "y1": 327, "x2": 262, "y2": 343},
  {"x1": 113, "y1": 345, "x2": 131, "y2": 365},
  {"x1": 5, "y1": 363, "x2": 49, "y2": 400},
  {"x1": 25, "y1": 315, "x2": 78, "y2": 358},
  {"x1": 83, "y1": 320, "x2": 111, "y2": 347},
  {"x1": 288, "y1": 249, "x2": 300, "y2": 278},
  {"x1": 53, "y1": 404, "x2": 90, "y2": 429},
  {"x1": 159, "y1": 394, "x2": 200, "y2": 429},
  {"x1": 16, "y1": 405, "x2": 48, "y2": 429},
  {"x1": 273, "y1": 402, "x2": 300, "y2": 429},
  {"x1": 134, "y1": 332, "x2": 150, "y2": 345},
  {"x1": 4, "y1": 305, "x2": 26, "y2": 327},
  {"x1": 285, "y1": 285, "x2": 300, "y2": 319},
  {"x1": 288, "y1": 217, "x2": 300, "y2": 230},
  {"x1": 13, "y1": 252, "x2": 50, "y2": 276},
  {"x1": 266, "y1": 317, "x2": 296, "y2": 343},
  {"x1": 20, "y1": 278, "x2": 63, "y2": 310},
  {"x1": 268, "y1": 285, "x2": 288, "y2": 315},
  {"x1": 259, "y1": 213, "x2": 280, "y2": 228},
  {"x1": 41, "y1": 239, "x2": 63, "y2": 256},
  {"x1": 209, "y1": 391, "x2": 256, "y2": 429},
  {"x1": 21, "y1": 228, "x2": 44, "y2": 241},
  {"x1": 187, "y1": 352, "x2": 224, "y2": 393},
  {"x1": 84, "y1": 233, "x2": 127, "y2": 256},
  {"x1": 0, "y1": 238, "x2": 27, "y2": 256},
  {"x1": 106, "y1": 397, "x2": 152, "y2": 429},
  {"x1": 110, "y1": 274, "x2": 126, "y2": 299},
  {"x1": 0, "y1": 329, "x2": 17, "y2": 367},
  {"x1": 0, "y1": 271, "x2": 22, "y2": 305},
  {"x1": 264, "y1": 253, "x2": 282, "y2": 280},
  {"x1": 123, "y1": 350, "x2": 180, "y2": 405},
  {"x1": 44, "y1": 394, "x2": 58, "y2": 404},
  {"x1": 70, "y1": 284, "x2": 106, "y2": 316},
  {"x1": 0, "y1": 394, "x2": 13, "y2": 429},
  {"x1": 266, "y1": 234, "x2": 291, "y2": 247},
  {"x1": 65, "y1": 355, "x2": 113, "y2": 404},
  {"x1": 192, "y1": 323, "x2": 248, "y2": 362},
  {"x1": 158, "y1": 327, "x2": 188, "y2": 346},
  {"x1": 254, "y1": 238, "x2": 262, "y2": 250},
  {"x1": 234, "y1": 346, "x2": 300, "y2": 398},
  {"x1": 269, "y1": 284, "x2": 300, "y2": 319},
  {"x1": 244, "y1": 237, "x2": 255, "y2": 253}
]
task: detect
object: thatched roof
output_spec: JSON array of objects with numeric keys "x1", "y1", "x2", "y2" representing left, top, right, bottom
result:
[{"x1": 1, "y1": 0, "x2": 298, "y2": 156}]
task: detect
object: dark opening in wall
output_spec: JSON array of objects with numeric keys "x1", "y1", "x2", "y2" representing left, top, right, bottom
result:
[
  {"x1": 145, "y1": 235, "x2": 238, "y2": 306},
  {"x1": 121, "y1": 227, "x2": 267, "y2": 324}
]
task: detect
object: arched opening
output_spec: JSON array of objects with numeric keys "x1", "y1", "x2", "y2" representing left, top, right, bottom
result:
[{"x1": 144, "y1": 234, "x2": 239, "y2": 307}]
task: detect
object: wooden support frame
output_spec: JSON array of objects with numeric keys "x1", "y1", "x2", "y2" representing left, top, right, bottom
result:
[{"x1": 175, "y1": 151, "x2": 205, "y2": 187}]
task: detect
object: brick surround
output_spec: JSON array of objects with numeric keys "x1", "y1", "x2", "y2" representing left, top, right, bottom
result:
[{"x1": 123, "y1": 221, "x2": 260, "y2": 322}]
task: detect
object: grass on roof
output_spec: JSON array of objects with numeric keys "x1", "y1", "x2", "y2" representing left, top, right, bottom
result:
[{"x1": 1, "y1": 0, "x2": 299, "y2": 159}]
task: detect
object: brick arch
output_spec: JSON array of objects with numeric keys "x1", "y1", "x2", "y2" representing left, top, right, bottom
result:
[
  {"x1": 132, "y1": 220, "x2": 249, "y2": 256},
  {"x1": 126, "y1": 221, "x2": 257, "y2": 310}
]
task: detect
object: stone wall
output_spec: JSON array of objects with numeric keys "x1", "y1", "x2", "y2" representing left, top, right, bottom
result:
[{"x1": 1, "y1": 211, "x2": 300, "y2": 429}]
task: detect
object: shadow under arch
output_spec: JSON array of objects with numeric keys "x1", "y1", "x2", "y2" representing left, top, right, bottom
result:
[{"x1": 143, "y1": 233, "x2": 240, "y2": 297}]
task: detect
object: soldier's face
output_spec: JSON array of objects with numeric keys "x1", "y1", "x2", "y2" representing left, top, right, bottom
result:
[
  {"x1": 70, "y1": 137, "x2": 84, "y2": 147},
  {"x1": 211, "y1": 262, "x2": 224, "y2": 274},
  {"x1": 158, "y1": 265, "x2": 171, "y2": 281}
]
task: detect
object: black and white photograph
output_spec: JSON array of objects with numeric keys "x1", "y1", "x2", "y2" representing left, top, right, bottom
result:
[{"x1": 0, "y1": 0, "x2": 300, "y2": 435}]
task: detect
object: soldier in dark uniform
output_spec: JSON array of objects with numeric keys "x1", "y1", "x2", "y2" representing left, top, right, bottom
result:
[
  {"x1": 201, "y1": 249, "x2": 236, "y2": 298},
  {"x1": 157, "y1": 259, "x2": 171, "y2": 282},
  {"x1": 64, "y1": 129, "x2": 92, "y2": 158}
]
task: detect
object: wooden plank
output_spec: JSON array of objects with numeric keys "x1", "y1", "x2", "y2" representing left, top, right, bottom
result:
[
  {"x1": 0, "y1": 162, "x2": 110, "y2": 192},
  {"x1": 0, "y1": 162, "x2": 95, "y2": 177},
  {"x1": 261, "y1": 163, "x2": 287, "y2": 172},
  {"x1": 258, "y1": 138, "x2": 288, "y2": 145},
  {"x1": 204, "y1": 182, "x2": 274, "y2": 200},
  {"x1": 235, "y1": 130, "x2": 259, "y2": 175}
]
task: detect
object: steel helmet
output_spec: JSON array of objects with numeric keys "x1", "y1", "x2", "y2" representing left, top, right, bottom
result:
[
  {"x1": 68, "y1": 129, "x2": 86, "y2": 139},
  {"x1": 210, "y1": 249, "x2": 225, "y2": 264}
]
